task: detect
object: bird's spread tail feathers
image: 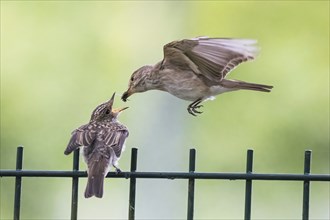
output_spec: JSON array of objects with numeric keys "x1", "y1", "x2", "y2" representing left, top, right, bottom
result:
[{"x1": 221, "y1": 79, "x2": 273, "y2": 92}]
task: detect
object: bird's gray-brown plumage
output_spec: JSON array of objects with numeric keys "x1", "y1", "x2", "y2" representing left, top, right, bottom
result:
[
  {"x1": 64, "y1": 93, "x2": 129, "y2": 198},
  {"x1": 122, "y1": 37, "x2": 273, "y2": 116}
]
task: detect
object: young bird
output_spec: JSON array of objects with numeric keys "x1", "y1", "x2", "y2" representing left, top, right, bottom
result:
[
  {"x1": 122, "y1": 37, "x2": 273, "y2": 116},
  {"x1": 64, "y1": 93, "x2": 129, "y2": 198}
]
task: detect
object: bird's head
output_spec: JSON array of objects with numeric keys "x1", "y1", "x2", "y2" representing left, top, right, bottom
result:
[
  {"x1": 91, "y1": 93, "x2": 128, "y2": 122},
  {"x1": 121, "y1": 65, "x2": 153, "y2": 102}
]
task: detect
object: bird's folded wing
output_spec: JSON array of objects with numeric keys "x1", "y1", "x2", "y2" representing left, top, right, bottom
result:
[
  {"x1": 64, "y1": 124, "x2": 97, "y2": 155},
  {"x1": 163, "y1": 37, "x2": 259, "y2": 81},
  {"x1": 103, "y1": 126, "x2": 129, "y2": 158}
]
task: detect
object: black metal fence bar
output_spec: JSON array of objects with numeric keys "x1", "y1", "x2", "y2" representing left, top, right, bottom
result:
[
  {"x1": 128, "y1": 148, "x2": 138, "y2": 220},
  {"x1": 2, "y1": 170, "x2": 329, "y2": 181},
  {"x1": 244, "y1": 149, "x2": 253, "y2": 220},
  {"x1": 13, "y1": 146, "x2": 23, "y2": 220},
  {"x1": 187, "y1": 149, "x2": 196, "y2": 220},
  {"x1": 302, "y1": 150, "x2": 311, "y2": 220},
  {"x1": 70, "y1": 149, "x2": 80, "y2": 220}
]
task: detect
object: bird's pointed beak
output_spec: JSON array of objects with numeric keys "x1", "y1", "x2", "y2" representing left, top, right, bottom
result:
[
  {"x1": 121, "y1": 89, "x2": 132, "y2": 102},
  {"x1": 112, "y1": 107, "x2": 129, "y2": 114},
  {"x1": 108, "y1": 92, "x2": 116, "y2": 109}
]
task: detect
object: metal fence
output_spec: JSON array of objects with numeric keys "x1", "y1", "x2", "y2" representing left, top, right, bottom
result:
[{"x1": 1, "y1": 146, "x2": 330, "y2": 220}]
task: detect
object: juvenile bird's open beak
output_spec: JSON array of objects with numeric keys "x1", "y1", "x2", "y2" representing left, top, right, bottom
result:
[{"x1": 112, "y1": 107, "x2": 129, "y2": 114}]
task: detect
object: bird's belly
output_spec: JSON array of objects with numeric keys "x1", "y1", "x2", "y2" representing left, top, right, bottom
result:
[
  {"x1": 163, "y1": 78, "x2": 209, "y2": 101},
  {"x1": 159, "y1": 69, "x2": 231, "y2": 101},
  {"x1": 164, "y1": 82, "x2": 233, "y2": 102}
]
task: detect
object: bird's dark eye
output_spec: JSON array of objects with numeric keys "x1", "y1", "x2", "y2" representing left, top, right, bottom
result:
[
  {"x1": 105, "y1": 109, "x2": 110, "y2": 114},
  {"x1": 130, "y1": 76, "x2": 134, "y2": 81}
]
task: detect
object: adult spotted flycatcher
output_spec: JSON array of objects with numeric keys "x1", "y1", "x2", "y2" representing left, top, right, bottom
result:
[{"x1": 122, "y1": 37, "x2": 273, "y2": 116}]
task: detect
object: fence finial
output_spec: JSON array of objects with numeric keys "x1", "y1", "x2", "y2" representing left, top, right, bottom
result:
[{"x1": 14, "y1": 146, "x2": 24, "y2": 220}]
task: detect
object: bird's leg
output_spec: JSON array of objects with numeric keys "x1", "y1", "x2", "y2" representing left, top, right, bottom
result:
[
  {"x1": 113, "y1": 165, "x2": 122, "y2": 174},
  {"x1": 187, "y1": 99, "x2": 203, "y2": 116}
]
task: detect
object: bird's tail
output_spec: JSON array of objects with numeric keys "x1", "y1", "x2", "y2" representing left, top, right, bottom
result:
[
  {"x1": 221, "y1": 79, "x2": 273, "y2": 92},
  {"x1": 84, "y1": 157, "x2": 110, "y2": 198}
]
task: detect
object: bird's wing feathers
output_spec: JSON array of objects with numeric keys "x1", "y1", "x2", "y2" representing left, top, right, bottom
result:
[
  {"x1": 163, "y1": 37, "x2": 259, "y2": 81},
  {"x1": 64, "y1": 124, "x2": 97, "y2": 155},
  {"x1": 163, "y1": 40, "x2": 200, "y2": 73},
  {"x1": 103, "y1": 125, "x2": 129, "y2": 158}
]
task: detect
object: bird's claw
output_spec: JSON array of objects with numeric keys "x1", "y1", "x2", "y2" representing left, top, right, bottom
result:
[
  {"x1": 115, "y1": 168, "x2": 122, "y2": 174},
  {"x1": 188, "y1": 106, "x2": 203, "y2": 116},
  {"x1": 188, "y1": 101, "x2": 203, "y2": 116},
  {"x1": 113, "y1": 165, "x2": 122, "y2": 174}
]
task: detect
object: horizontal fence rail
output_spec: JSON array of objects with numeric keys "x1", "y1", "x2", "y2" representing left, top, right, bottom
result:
[
  {"x1": 1, "y1": 146, "x2": 330, "y2": 220},
  {"x1": 2, "y1": 170, "x2": 329, "y2": 181}
]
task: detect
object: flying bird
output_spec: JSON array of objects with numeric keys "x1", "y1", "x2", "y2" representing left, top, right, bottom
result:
[
  {"x1": 122, "y1": 37, "x2": 273, "y2": 116},
  {"x1": 64, "y1": 93, "x2": 129, "y2": 198}
]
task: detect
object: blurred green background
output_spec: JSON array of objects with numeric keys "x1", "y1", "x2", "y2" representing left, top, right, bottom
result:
[{"x1": 1, "y1": 1, "x2": 329, "y2": 219}]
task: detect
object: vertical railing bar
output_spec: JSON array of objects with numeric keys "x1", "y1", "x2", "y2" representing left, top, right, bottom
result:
[
  {"x1": 302, "y1": 150, "x2": 311, "y2": 220},
  {"x1": 244, "y1": 149, "x2": 254, "y2": 220},
  {"x1": 128, "y1": 148, "x2": 138, "y2": 220},
  {"x1": 13, "y1": 146, "x2": 23, "y2": 220},
  {"x1": 70, "y1": 149, "x2": 80, "y2": 220},
  {"x1": 187, "y1": 148, "x2": 196, "y2": 220}
]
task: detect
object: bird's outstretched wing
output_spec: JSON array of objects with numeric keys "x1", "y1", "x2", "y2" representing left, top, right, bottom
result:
[
  {"x1": 103, "y1": 124, "x2": 129, "y2": 158},
  {"x1": 64, "y1": 124, "x2": 97, "y2": 155},
  {"x1": 163, "y1": 37, "x2": 259, "y2": 81}
]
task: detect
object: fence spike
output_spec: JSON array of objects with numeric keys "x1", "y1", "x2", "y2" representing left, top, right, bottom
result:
[
  {"x1": 302, "y1": 150, "x2": 312, "y2": 220},
  {"x1": 13, "y1": 146, "x2": 23, "y2": 220},
  {"x1": 244, "y1": 149, "x2": 253, "y2": 220},
  {"x1": 187, "y1": 148, "x2": 196, "y2": 220},
  {"x1": 70, "y1": 149, "x2": 80, "y2": 220},
  {"x1": 128, "y1": 148, "x2": 138, "y2": 220}
]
